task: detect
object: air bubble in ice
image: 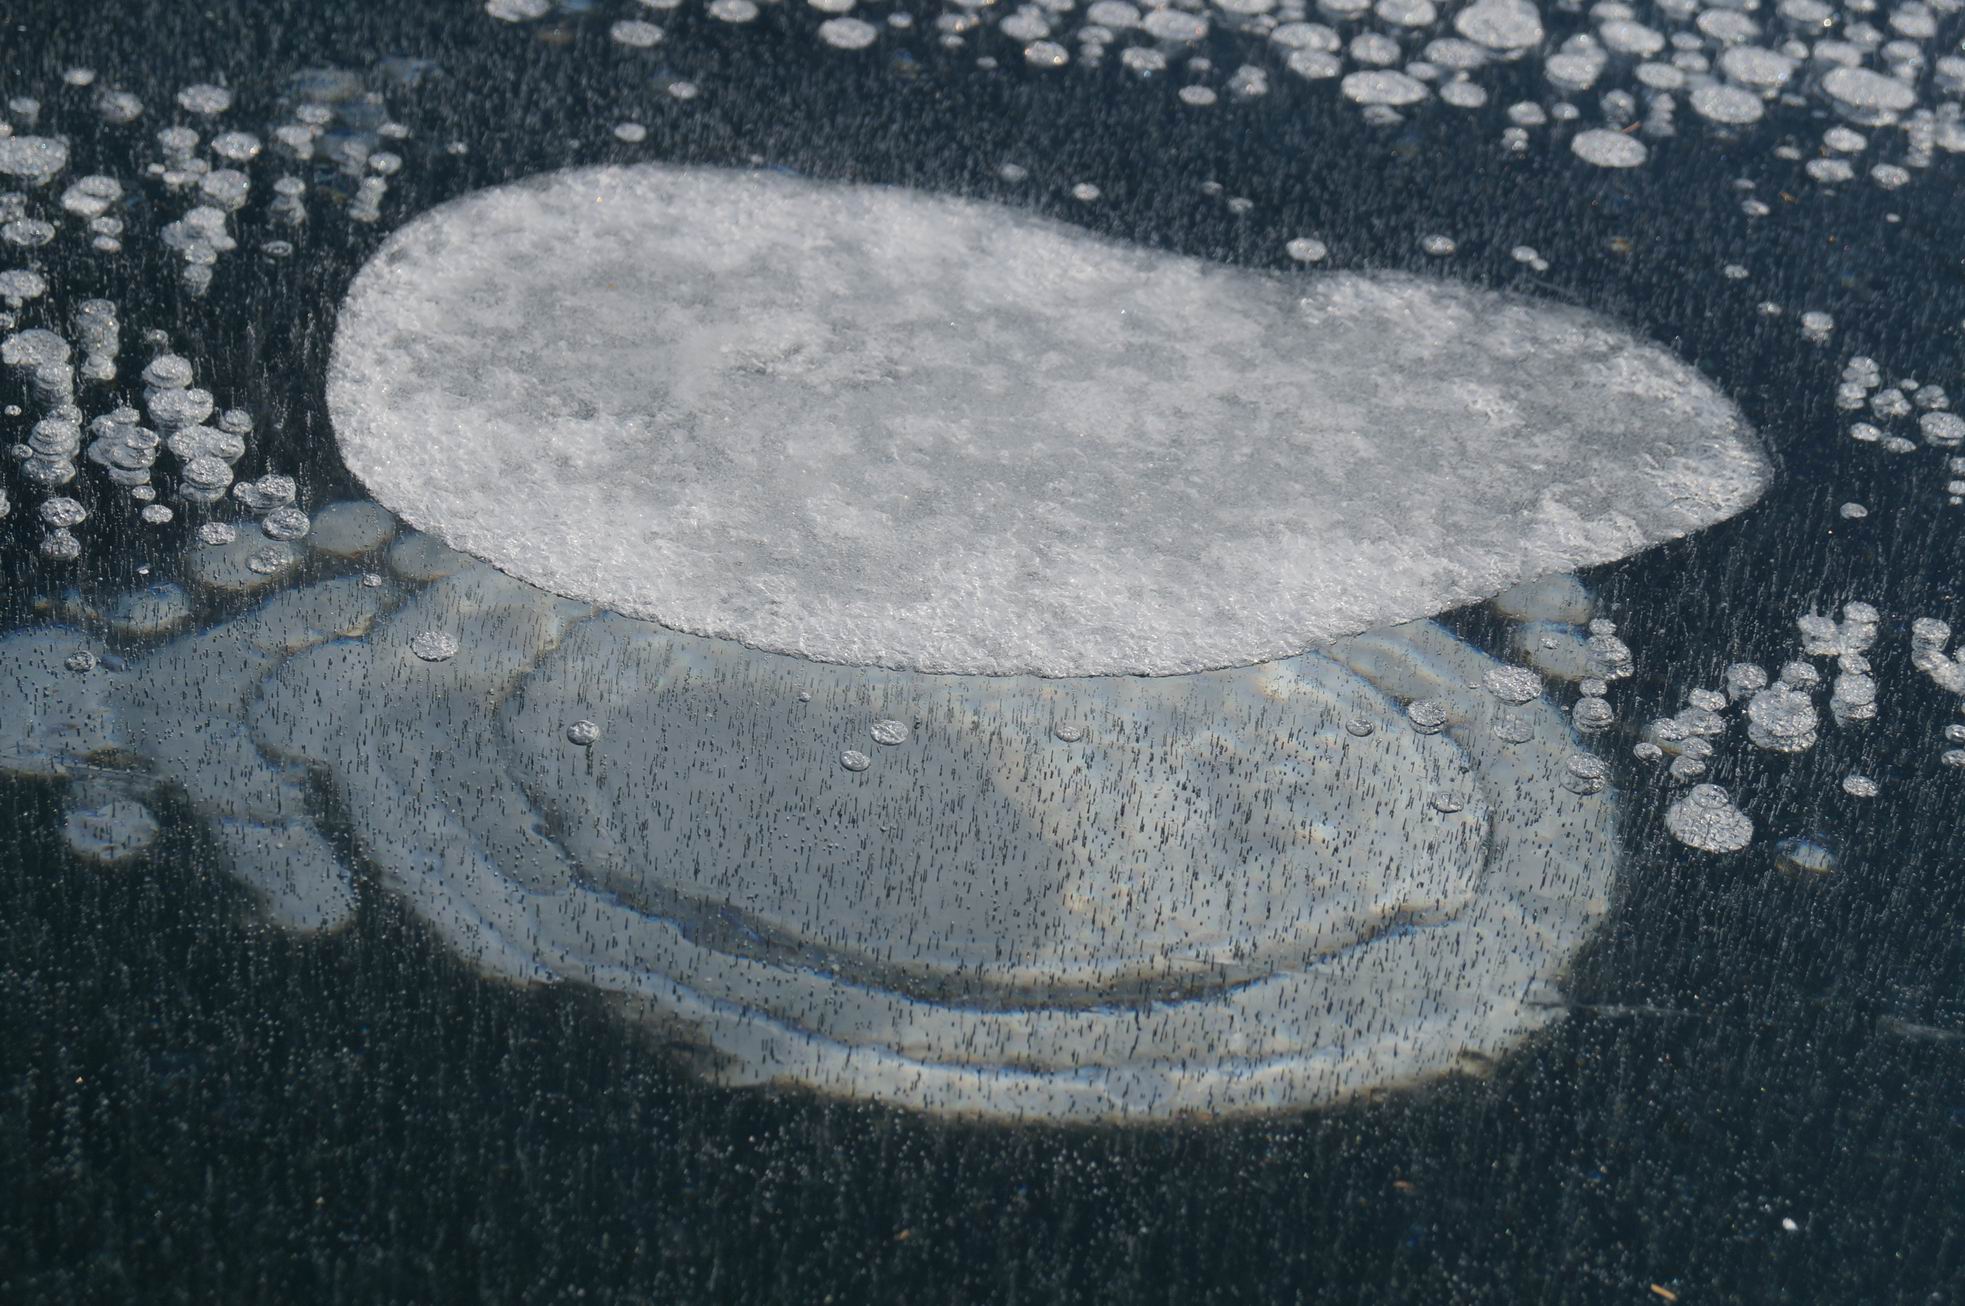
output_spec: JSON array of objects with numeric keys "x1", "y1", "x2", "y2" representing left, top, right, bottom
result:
[
  {"x1": 1484, "y1": 666, "x2": 1544, "y2": 704},
  {"x1": 1407, "y1": 699, "x2": 1449, "y2": 733},
  {"x1": 1665, "y1": 784, "x2": 1754, "y2": 853},
  {"x1": 1572, "y1": 127, "x2": 1650, "y2": 166},
  {"x1": 328, "y1": 166, "x2": 1766, "y2": 680},
  {"x1": 39, "y1": 496, "x2": 87, "y2": 529},
  {"x1": 410, "y1": 630, "x2": 459, "y2": 662},
  {"x1": 818, "y1": 18, "x2": 877, "y2": 48},
  {"x1": 1563, "y1": 754, "x2": 1610, "y2": 794},
  {"x1": 261, "y1": 506, "x2": 311, "y2": 542}
]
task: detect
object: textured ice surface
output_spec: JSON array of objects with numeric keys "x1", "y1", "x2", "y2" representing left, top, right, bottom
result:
[
  {"x1": 329, "y1": 164, "x2": 1769, "y2": 677},
  {"x1": 0, "y1": 526, "x2": 1617, "y2": 1121},
  {"x1": 0, "y1": 577, "x2": 393, "y2": 929}
]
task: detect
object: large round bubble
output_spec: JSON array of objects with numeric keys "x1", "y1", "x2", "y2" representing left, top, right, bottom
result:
[{"x1": 328, "y1": 164, "x2": 1768, "y2": 677}]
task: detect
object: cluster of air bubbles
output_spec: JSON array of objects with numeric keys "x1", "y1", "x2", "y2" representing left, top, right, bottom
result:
[
  {"x1": 0, "y1": 54, "x2": 423, "y2": 299},
  {"x1": 2, "y1": 323, "x2": 87, "y2": 556},
  {"x1": 1909, "y1": 620, "x2": 1965, "y2": 767},
  {"x1": 3, "y1": 54, "x2": 402, "y2": 561},
  {"x1": 285, "y1": 69, "x2": 425, "y2": 245},
  {"x1": 1797, "y1": 602, "x2": 1881, "y2": 726},
  {"x1": 1835, "y1": 352, "x2": 1963, "y2": 506},
  {"x1": 1469, "y1": 581, "x2": 1633, "y2": 818},
  {"x1": 143, "y1": 349, "x2": 242, "y2": 507},
  {"x1": 84, "y1": 408, "x2": 161, "y2": 507},
  {"x1": 1910, "y1": 617, "x2": 1964, "y2": 693},
  {"x1": 1637, "y1": 683, "x2": 1730, "y2": 781},
  {"x1": 475, "y1": 0, "x2": 1965, "y2": 201},
  {"x1": 70, "y1": 299, "x2": 119, "y2": 382},
  {"x1": 1488, "y1": 580, "x2": 1638, "y2": 756},
  {"x1": 1, "y1": 293, "x2": 295, "y2": 561},
  {"x1": 1626, "y1": 598, "x2": 1965, "y2": 851},
  {"x1": 1640, "y1": 604, "x2": 1872, "y2": 784},
  {"x1": 1510, "y1": 606, "x2": 1631, "y2": 700},
  {"x1": 1744, "y1": 664, "x2": 1823, "y2": 751}
]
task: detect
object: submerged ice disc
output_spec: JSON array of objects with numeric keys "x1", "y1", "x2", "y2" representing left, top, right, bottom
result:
[
  {"x1": 0, "y1": 528, "x2": 1619, "y2": 1121},
  {"x1": 329, "y1": 164, "x2": 1768, "y2": 677}
]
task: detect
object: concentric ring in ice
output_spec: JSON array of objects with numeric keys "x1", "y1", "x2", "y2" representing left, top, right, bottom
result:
[
  {"x1": 0, "y1": 546, "x2": 1622, "y2": 1121},
  {"x1": 329, "y1": 165, "x2": 1769, "y2": 678}
]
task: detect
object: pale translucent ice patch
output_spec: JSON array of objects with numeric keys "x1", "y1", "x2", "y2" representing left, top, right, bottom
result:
[
  {"x1": 0, "y1": 577, "x2": 399, "y2": 930},
  {"x1": 0, "y1": 550, "x2": 1620, "y2": 1122},
  {"x1": 236, "y1": 565, "x2": 1618, "y2": 1119},
  {"x1": 1491, "y1": 574, "x2": 1594, "y2": 625},
  {"x1": 329, "y1": 165, "x2": 1769, "y2": 678},
  {"x1": 62, "y1": 780, "x2": 162, "y2": 865}
]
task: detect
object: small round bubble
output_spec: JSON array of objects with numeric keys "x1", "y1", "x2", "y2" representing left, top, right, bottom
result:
[
  {"x1": 245, "y1": 544, "x2": 296, "y2": 576},
  {"x1": 410, "y1": 630, "x2": 459, "y2": 662},
  {"x1": 39, "y1": 496, "x2": 87, "y2": 528},
  {"x1": 1406, "y1": 699, "x2": 1449, "y2": 733},
  {"x1": 261, "y1": 506, "x2": 311, "y2": 541},
  {"x1": 1573, "y1": 697, "x2": 1615, "y2": 732},
  {"x1": 1562, "y1": 754, "x2": 1610, "y2": 794},
  {"x1": 1484, "y1": 665, "x2": 1543, "y2": 703},
  {"x1": 1665, "y1": 784, "x2": 1754, "y2": 853}
]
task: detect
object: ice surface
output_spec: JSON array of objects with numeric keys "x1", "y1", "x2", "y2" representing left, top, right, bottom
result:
[
  {"x1": 0, "y1": 577, "x2": 397, "y2": 930},
  {"x1": 329, "y1": 164, "x2": 1769, "y2": 678},
  {"x1": 248, "y1": 565, "x2": 1615, "y2": 1118},
  {"x1": 0, "y1": 527, "x2": 1618, "y2": 1120}
]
